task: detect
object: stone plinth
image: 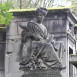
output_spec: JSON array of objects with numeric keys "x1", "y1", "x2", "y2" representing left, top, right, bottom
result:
[
  {"x1": 21, "y1": 68, "x2": 62, "y2": 77},
  {"x1": 69, "y1": 55, "x2": 77, "y2": 68}
]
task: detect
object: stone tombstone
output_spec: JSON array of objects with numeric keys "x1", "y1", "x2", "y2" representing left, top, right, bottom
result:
[{"x1": 19, "y1": 7, "x2": 65, "y2": 77}]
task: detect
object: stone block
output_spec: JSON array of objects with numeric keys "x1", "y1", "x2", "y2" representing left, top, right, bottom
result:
[
  {"x1": 21, "y1": 69, "x2": 62, "y2": 77},
  {"x1": 6, "y1": 22, "x2": 18, "y2": 36},
  {"x1": 6, "y1": 34, "x2": 21, "y2": 39},
  {"x1": 12, "y1": 17, "x2": 23, "y2": 22},
  {"x1": 69, "y1": 55, "x2": 77, "y2": 65}
]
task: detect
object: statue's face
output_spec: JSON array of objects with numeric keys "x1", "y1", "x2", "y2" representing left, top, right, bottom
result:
[{"x1": 36, "y1": 12, "x2": 45, "y2": 23}]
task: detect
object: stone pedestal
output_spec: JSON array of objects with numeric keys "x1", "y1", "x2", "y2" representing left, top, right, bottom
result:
[{"x1": 21, "y1": 68, "x2": 62, "y2": 77}]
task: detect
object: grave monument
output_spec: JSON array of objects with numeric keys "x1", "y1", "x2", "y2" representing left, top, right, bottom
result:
[{"x1": 19, "y1": 7, "x2": 65, "y2": 77}]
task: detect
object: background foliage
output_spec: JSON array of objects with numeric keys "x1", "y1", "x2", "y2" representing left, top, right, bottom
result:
[
  {"x1": 0, "y1": 0, "x2": 77, "y2": 26},
  {"x1": 0, "y1": 0, "x2": 76, "y2": 9},
  {"x1": 6, "y1": 0, "x2": 54, "y2": 9},
  {"x1": 69, "y1": 0, "x2": 77, "y2": 15},
  {"x1": 0, "y1": 2, "x2": 14, "y2": 26}
]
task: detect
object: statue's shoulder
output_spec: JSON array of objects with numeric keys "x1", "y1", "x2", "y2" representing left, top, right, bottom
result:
[{"x1": 27, "y1": 20, "x2": 37, "y2": 27}]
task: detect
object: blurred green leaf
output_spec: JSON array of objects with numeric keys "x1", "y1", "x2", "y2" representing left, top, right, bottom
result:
[{"x1": 0, "y1": 2, "x2": 14, "y2": 26}]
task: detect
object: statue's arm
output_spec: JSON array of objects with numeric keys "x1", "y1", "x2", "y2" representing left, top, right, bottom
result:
[{"x1": 27, "y1": 33, "x2": 43, "y2": 41}]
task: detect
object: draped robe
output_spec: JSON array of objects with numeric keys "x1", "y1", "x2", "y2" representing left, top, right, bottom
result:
[{"x1": 21, "y1": 20, "x2": 64, "y2": 68}]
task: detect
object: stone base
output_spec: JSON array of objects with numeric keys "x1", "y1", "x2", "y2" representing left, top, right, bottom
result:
[{"x1": 21, "y1": 68, "x2": 62, "y2": 77}]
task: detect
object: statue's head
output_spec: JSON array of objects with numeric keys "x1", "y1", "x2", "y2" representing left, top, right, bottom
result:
[
  {"x1": 35, "y1": 7, "x2": 48, "y2": 23},
  {"x1": 36, "y1": 7, "x2": 48, "y2": 17}
]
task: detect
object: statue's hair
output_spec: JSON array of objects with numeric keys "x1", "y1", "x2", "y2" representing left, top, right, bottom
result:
[{"x1": 36, "y1": 7, "x2": 48, "y2": 16}]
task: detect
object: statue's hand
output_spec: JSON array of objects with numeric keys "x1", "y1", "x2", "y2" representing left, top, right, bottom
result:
[
  {"x1": 46, "y1": 34, "x2": 54, "y2": 43},
  {"x1": 40, "y1": 38, "x2": 46, "y2": 43},
  {"x1": 19, "y1": 23, "x2": 27, "y2": 29}
]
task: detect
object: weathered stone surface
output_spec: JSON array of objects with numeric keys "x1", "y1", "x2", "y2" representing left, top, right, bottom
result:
[
  {"x1": 6, "y1": 22, "x2": 18, "y2": 36},
  {"x1": 21, "y1": 69, "x2": 62, "y2": 77},
  {"x1": 12, "y1": 17, "x2": 23, "y2": 22}
]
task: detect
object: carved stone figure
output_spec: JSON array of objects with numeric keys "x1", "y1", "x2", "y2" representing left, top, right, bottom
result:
[{"x1": 19, "y1": 7, "x2": 65, "y2": 70}]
